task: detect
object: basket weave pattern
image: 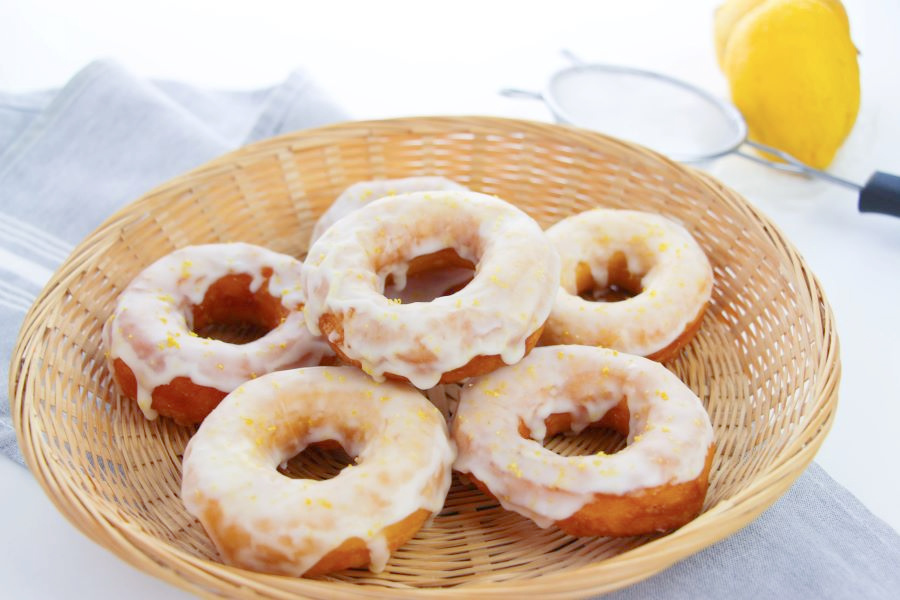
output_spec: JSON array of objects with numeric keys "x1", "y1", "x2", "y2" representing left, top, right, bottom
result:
[{"x1": 10, "y1": 117, "x2": 839, "y2": 599}]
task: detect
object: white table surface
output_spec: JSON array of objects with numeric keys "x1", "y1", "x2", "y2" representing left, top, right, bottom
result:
[{"x1": 2, "y1": 1, "x2": 898, "y2": 597}]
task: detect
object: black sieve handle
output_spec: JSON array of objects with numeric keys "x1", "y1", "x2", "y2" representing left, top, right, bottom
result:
[{"x1": 859, "y1": 171, "x2": 900, "y2": 218}]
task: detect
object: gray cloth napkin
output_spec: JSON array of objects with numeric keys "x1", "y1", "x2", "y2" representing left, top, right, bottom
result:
[
  {"x1": 2, "y1": 60, "x2": 898, "y2": 598},
  {"x1": 0, "y1": 59, "x2": 346, "y2": 463},
  {"x1": 609, "y1": 462, "x2": 900, "y2": 598}
]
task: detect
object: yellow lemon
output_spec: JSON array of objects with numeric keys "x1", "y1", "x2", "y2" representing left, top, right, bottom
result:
[
  {"x1": 714, "y1": 0, "x2": 850, "y2": 67},
  {"x1": 714, "y1": 0, "x2": 860, "y2": 168},
  {"x1": 714, "y1": 0, "x2": 767, "y2": 68}
]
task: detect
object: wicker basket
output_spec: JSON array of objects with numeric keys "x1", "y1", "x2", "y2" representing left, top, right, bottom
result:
[{"x1": 9, "y1": 116, "x2": 839, "y2": 599}]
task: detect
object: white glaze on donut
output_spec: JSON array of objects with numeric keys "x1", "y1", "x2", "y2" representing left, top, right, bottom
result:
[
  {"x1": 310, "y1": 176, "x2": 467, "y2": 244},
  {"x1": 543, "y1": 209, "x2": 713, "y2": 356},
  {"x1": 103, "y1": 243, "x2": 331, "y2": 419},
  {"x1": 452, "y1": 345, "x2": 714, "y2": 528},
  {"x1": 181, "y1": 366, "x2": 455, "y2": 576},
  {"x1": 302, "y1": 190, "x2": 561, "y2": 389}
]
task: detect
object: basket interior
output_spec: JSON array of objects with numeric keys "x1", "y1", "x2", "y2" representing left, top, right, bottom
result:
[{"x1": 13, "y1": 118, "x2": 837, "y2": 598}]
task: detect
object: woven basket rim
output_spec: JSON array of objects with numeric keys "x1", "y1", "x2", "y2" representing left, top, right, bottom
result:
[{"x1": 9, "y1": 116, "x2": 840, "y2": 599}]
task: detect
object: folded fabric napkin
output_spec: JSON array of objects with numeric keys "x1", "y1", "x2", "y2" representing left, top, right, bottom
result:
[
  {"x1": 0, "y1": 60, "x2": 346, "y2": 463},
  {"x1": 1, "y1": 61, "x2": 898, "y2": 598}
]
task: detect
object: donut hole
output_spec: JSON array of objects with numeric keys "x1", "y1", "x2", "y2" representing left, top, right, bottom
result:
[
  {"x1": 520, "y1": 402, "x2": 630, "y2": 456},
  {"x1": 544, "y1": 425, "x2": 628, "y2": 457},
  {"x1": 190, "y1": 271, "x2": 288, "y2": 344},
  {"x1": 576, "y1": 252, "x2": 643, "y2": 302},
  {"x1": 277, "y1": 441, "x2": 356, "y2": 481},
  {"x1": 383, "y1": 247, "x2": 476, "y2": 304}
]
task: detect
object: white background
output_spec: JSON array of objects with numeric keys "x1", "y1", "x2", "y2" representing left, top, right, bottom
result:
[{"x1": 2, "y1": 0, "x2": 898, "y2": 597}]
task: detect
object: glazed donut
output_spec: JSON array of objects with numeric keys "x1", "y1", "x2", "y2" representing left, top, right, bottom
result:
[
  {"x1": 310, "y1": 176, "x2": 467, "y2": 244},
  {"x1": 453, "y1": 345, "x2": 715, "y2": 536},
  {"x1": 181, "y1": 366, "x2": 455, "y2": 577},
  {"x1": 302, "y1": 190, "x2": 561, "y2": 389},
  {"x1": 541, "y1": 208, "x2": 713, "y2": 362},
  {"x1": 103, "y1": 243, "x2": 331, "y2": 425}
]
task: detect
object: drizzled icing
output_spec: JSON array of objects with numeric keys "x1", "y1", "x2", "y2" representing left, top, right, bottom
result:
[
  {"x1": 181, "y1": 367, "x2": 455, "y2": 576},
  {"x1": 302, "y1": 190, "x2": 561, "y2": 389},
  {"x1": 452, "y1": 345, "x2": 714, "y2": 528},
  {"x1": 310, "y1": 176, "x2": 467, "y2": 244},
  {"x1": 543, "y1": 209, "x2": 713, "y2": 356},
  {"x1": 103, "y1": 243, "x2": 331, "y2": 419}
]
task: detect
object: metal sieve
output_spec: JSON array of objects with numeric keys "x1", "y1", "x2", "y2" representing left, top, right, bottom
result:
[{"x1": 502, "y1": 51, "x2": 899, "y2": 217}]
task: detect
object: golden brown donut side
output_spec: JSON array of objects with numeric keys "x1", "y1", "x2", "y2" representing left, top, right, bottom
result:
[
  {"x1": 112, "y1": 359, "x2": 226, "y2": 426},
  {"x1": 196, "y1": 495, "x2": 432, "y2": 577},
  {"x1": 474, "y1": 401, "x2": 715, "y2": 537},
  {"x1": 305, "y1": 508, "x2": 431, "y2": 576},
  {"x1": 203, "y1": 502, "x2": 431, "y2": 577},
  {"x1": 645, "y1": 304, "x2": 708, "y2": 363},
  {"x1": 555, "y1": 446, "x2": 715, "y2": 536},
  {"x1": 320, "y1": 315, "x2": 545, "y2": 384}
]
